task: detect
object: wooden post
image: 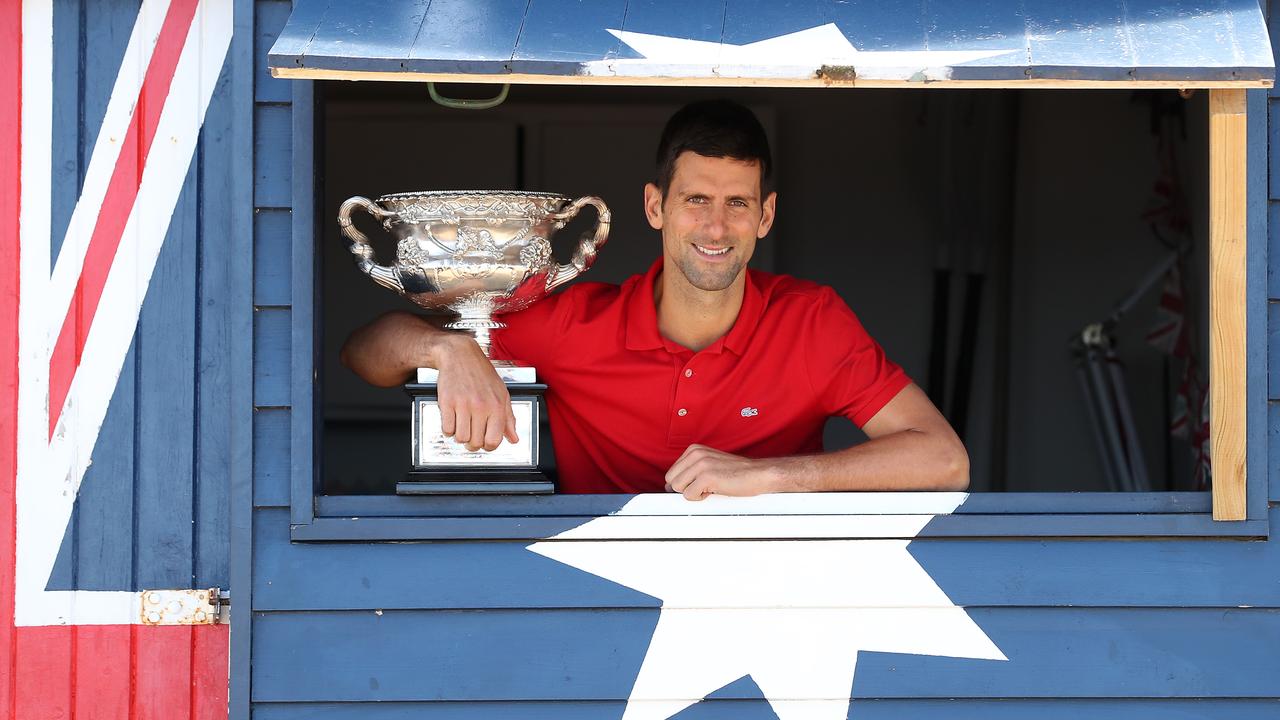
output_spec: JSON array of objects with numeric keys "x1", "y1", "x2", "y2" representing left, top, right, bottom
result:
[{"x1": 1208, "y1": 89, "x2": 1247, "y2": 521}]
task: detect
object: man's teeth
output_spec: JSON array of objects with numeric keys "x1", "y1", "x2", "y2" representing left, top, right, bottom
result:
[{"x1": 695, "y1": 245, "x2": 730, "y2": 256}]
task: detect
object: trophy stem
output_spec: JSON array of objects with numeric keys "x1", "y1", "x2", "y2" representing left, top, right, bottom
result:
[{"x1": 444, "y1": 313, "x2": 506, "y2": 363}]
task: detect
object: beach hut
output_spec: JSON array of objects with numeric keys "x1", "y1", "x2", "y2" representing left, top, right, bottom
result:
[{"x1": 3, "y1": 1, "x2": 1279, "y2": 718}]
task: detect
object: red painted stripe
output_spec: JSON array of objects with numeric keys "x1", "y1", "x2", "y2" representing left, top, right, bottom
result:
[
  {"x1": 74, "y1": 624, "x2": 131, "y2": 720},
  {"x1": 13, "y1": 626, "x2": 229, "y2": 719},
  {"x1": 47, "y1": 0, "x2": 201, "y2": 438},
  {"x1": 135, "y1": 625, "x2": 194, "y2": 720},
  {"x1": 14, "y1": 626, "x2": 73, "y2": 720},
  {"x1": 1, "y1": 0, "x2": 21, "y2": 715},
  {"x1": 191, "y1": 625, "x2": 230, "y2": 720}
]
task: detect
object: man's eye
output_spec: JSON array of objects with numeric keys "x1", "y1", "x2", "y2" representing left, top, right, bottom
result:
[
  {"x1": 687, "y1": 196, "x2": 707, "y2": 204},
  {"x1": 729, "y1": 199, "x2": 748, "y2": 208}
]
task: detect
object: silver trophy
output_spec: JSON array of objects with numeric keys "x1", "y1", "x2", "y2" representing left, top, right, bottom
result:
[{"x1": 338, "y1": 190, "x2": 610, "y2": 494}]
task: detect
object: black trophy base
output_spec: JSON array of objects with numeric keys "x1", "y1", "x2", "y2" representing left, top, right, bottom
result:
[
  {"x1": 397, "y1": 469, "x2": 554, "y2": 495},
  {"x1": 401, "y1": 381, "x2": 553, "y2": 496}
]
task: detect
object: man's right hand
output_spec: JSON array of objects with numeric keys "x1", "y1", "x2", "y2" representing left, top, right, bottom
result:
[
  {"x1": 434, "y1": 334, "x2": 519, "y2": 452},
  {"x1": 340, "y1": 311, "x2": 518, "y2": 452}
]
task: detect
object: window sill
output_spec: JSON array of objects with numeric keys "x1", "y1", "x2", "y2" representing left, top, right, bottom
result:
[{"x1": 290, "y1": 491, "x2": 1266, "y2": 541}]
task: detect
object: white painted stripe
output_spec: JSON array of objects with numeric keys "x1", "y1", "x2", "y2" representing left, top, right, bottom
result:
[
  {"x1": 43, "y1": 0, "x2": 173, "y2": 349},
  {"x1": 44, "y1": 0, "x2": 173, "y2": 343},
  {"x1": 544, "y1": 515, "x2": 942, "y2": 540},
  {"x1": 603, "y1": 492, "x2": 968, "y2": 516},
  {"x1": 23, "y1": 591, "x2": 140, "y2": 627},
  {"x1": 17, "y1": 0, "x2": 233, "y2": 627},
  {"x1": 14, "y1": 0, "x2": 54, "y2": 629}
]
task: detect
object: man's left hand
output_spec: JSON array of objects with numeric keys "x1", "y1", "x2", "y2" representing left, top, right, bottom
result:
[{"x1": 664, "y1": 444, "x2": 784, "y2": 500}]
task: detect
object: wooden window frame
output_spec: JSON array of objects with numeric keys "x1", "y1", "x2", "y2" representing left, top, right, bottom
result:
[{"x1": 286, "y1": 82, "x2": 1265, "y2": 541}]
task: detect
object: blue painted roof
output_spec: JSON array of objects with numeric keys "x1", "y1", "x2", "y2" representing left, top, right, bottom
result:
[{"x1": 268, "y1": 0, "x2": 1274, "y2": 84}]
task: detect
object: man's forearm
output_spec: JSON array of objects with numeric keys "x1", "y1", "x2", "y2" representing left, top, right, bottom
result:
[
  {"x1": 340, "y1": 311, "x2": 459, "y2": 387},
  {"x1": 767, "y1": 428, "x2": 969, "y2": 493}
]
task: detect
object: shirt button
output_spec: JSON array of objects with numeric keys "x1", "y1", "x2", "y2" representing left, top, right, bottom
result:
[
  {"x1": 677, "y1": 408, "x2": 688, "y2": 417},
  {"x1": 684, "y1": 369, "x2": 693, "y2": 378}
]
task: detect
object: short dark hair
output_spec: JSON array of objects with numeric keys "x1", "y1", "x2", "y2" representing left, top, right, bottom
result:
[{"x1": 654, "y1": 99, "x2": 772, "y2": 196}]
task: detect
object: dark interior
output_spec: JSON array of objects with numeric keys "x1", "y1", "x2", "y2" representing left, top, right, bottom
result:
[{"x1": 317, "y1": 82, "x2": 1211, "y2": 495}]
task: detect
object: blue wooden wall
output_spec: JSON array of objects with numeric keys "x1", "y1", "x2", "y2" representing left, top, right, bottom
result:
[
  {"x1": 240, "y1": 1, "x2": 1280, "y2": 718},
  {"x1": 44, "y1": 0, "x2": 233, "y2": 597}
]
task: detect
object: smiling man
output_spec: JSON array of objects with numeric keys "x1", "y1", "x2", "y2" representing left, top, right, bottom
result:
[{"x1": 341, "y1": 100, "x2": 968, "y2": 498}]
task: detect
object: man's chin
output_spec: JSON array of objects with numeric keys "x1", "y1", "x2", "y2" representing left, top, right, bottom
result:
[{"x1": 675, "y1": 257, "x2": 744, "y2": 292}]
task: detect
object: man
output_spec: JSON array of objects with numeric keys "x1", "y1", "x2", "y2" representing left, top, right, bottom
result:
[{"x1": 341, "y1": 100, "x2": 968, "y2": 499}]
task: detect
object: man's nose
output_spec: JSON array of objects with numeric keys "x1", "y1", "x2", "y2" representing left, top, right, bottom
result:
[{"x1": 703, "y1": 205, "x2": 728, "y2": 241}]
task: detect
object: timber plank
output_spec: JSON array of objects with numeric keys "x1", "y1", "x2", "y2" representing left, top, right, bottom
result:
[
  {"x1": 196, "y1": 57, "x2": 235, "y2": 590},
  {"x1": 1210, "y1": 88, "x2": 1249, "y2": 520},
  {"x1": 253, "y1": 408, "x2": 291, "y2": 508},
  {"x1": 73, "y1": 624, "x2": 131, "y2": 720},
  {"x1": 255, "y1": 0, "x2": 293, "y2": 103},
  {"x1": 250, "y1": 607, "x2": 1280, "y2": 701},
  {"x1": 253, "y1": 208, "x2": 292, "y2": 306},
  {"x1": 14, "y1": 627, "x2": 74, "y2": 720},
  {"x1": 511, "y1": 0, "x2": 628, "y2": 72},
  {"x1": 254, "y1": 307, "x2": 292, "y2": 407},
  {"x1": 404, "y1": 0, "x2": 528, "y2": 75},
  {"x1": 254, "y1": 104, "x2": 292, "y2": 207},
  {"x1": 133, "y1": 165, "x2": 197, "y2": 590},
  {"x1": 135, "y1": 626, "x2": 194, "y2": 720},
  {"x1": 253, "y1": 698, "x2": 1280, "y2": 720},
  {"x1": 253, "y1": 508, "x2": 1280, "y2": 610},
  {"x1": 1269, "y1": 202, "x2": 1280, "y2": 297}
]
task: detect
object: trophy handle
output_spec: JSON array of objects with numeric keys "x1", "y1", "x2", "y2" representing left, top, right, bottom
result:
[
  {"x1": 545, "y1": 195, "x2": 611, "y2": 292},
  {"x1": 337, "y1": 196, "x2": 405, "y2": 294}
]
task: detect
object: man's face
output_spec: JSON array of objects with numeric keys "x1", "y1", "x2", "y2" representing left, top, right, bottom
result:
[{"x1": 644, "y1": 152, "x2": 777, "y2": 293}]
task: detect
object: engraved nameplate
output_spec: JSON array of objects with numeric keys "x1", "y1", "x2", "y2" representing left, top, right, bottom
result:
[{"x1": 413, "y1": 398, "x2": 536, "y2": 467}]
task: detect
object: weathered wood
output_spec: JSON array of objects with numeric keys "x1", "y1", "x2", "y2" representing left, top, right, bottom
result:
[
  {"x1": 254, "y1": 103, "x2": 292, "y2": 207},
  {"x1": 255, "y1": 0, "x2": 297, "y2": 103},
  {"x1": 270, "y1": 65, "x2": 1273, "y2": 88},
  {"x1": 288, "y1": 512, "x2": 1265, "y2": 542},
  {"x1": 251, "y1": 607, "x2": 1280, "y2": 701},
  {"x1": 135, "y1": 162, "x2": 198, "y2": 590},
  {"x1": 254, "y1": 307, "x2": 292, "y2": 407},
  {"x1": 1210, "y1": 88, "x2": 1248, "y2": 521},
  {"x1": 229, "y1": 2, "x2": 258, "y2": 717},
  {"x1": 253, "y1": 208, "x2": 292, "y2": 305},
  {"x1": 196, "y1": 55, "x2": 236, "y2": 589},
  {"x1": 270, "y1": 0, "x2": 1274, "y2": 85},
  {"x1": 314, "y1": 491, "x2": 1216, "y2": 517},
  {"x1": 253, "y1": 507, "x2": 1280, "y2": 611},
  {"x1": 253, "y1": 408, "x2": 291, "y2": 507},
  {"x1": 1271, "y1": 402, "x2": 1280, "y2": 503},
  {"x1": 252, "y1": 698, "x2": 1280, "y2": 720}
]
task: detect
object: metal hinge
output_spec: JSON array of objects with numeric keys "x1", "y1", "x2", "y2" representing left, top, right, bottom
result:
[{"x1": 139, "y1": 588, "x2": 230, "y2": 626}]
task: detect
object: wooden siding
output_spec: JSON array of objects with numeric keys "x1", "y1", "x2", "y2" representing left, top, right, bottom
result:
[
  {"x1": 243, "y1": 3, "x2": 1280, "y2": 720},
  {"x1": 1, "y1": 0, "x2": 245, "y2": 717}
]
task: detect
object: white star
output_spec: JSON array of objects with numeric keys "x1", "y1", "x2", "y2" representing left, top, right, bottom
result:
[
  {"x1": 584, "y1": 24, "x2": 1018, "y2": 81},
  {"x1": 529, "y1": 497, "x2": 1006, "y2": 720}
]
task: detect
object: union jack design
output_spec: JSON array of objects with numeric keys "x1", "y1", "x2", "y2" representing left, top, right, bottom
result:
[{"x1": 3, "y1": 0, "x2": 233, "y2": 716}]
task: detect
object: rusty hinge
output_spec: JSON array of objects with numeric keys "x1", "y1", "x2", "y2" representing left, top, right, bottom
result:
[{"x1": 139, "y1": 588, "x2": 230, "y2": 626}]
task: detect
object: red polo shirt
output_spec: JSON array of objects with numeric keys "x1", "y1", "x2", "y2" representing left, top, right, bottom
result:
[{"x1": 491, "y1": 259, "x2": 911, "y2": 494}]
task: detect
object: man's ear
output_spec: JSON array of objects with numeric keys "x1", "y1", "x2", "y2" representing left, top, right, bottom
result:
[
  {"x1": 757, "y1": 191, "x2": 777, "y2": 238},
  {"x1": 643, "y1": 182, "x2": 664, "y2": 230}
]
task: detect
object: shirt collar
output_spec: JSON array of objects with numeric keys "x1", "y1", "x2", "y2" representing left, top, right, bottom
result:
[{"x1": 624, "y1": 257, "x2": 764, "y2": 356}]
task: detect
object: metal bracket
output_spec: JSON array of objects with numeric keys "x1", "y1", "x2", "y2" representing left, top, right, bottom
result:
[{"x1": 139, "y1": 588, "x2": 226, "y2": 626}]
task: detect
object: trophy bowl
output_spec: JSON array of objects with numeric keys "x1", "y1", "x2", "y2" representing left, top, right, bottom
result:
[{"x1": 338, "y1": 190, "x2": 611, "y2": 357}]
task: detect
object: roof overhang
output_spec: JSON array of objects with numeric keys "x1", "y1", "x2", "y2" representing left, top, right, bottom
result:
[{"x1": 269, "y1": 1, "x2": 1274, "y2": 89}]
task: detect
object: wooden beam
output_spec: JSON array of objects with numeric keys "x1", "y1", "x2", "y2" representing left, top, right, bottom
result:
[
  {"x1": 269, "y1": 66, "x2": 1272, "y2": 90},
  {"x1": 1209, "y1": 89, "x2": 1247, "y2": 521}
]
